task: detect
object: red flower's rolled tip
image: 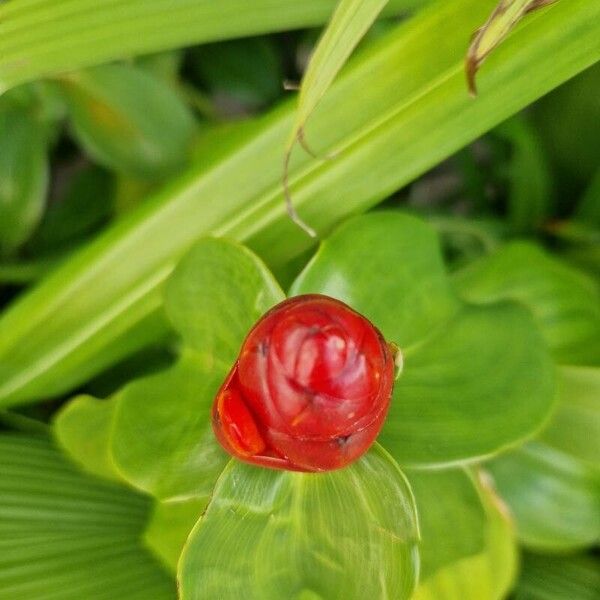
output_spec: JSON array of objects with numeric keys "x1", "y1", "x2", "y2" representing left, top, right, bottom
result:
[{"x1": 211, "y1": 294, "x2": 397, "y2": 472}]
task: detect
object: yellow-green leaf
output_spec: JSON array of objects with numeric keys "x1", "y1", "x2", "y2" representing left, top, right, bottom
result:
[{"x1": 466, "y1": 0, "x2": 557, "y2": 94}]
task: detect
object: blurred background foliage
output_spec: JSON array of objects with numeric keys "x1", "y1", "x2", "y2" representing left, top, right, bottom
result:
[{"x1": 0, "y1": 0, "x2": 598, "y2": 598}]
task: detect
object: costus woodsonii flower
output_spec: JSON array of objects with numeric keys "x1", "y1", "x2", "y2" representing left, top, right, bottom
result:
[{"x1": 212, "y1": 294, "x2": 396, "y2": 472}]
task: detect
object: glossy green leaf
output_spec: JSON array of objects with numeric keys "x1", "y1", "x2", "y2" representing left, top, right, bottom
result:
[
  {"x1": 165, "y1": 237, "x2": 285, "y2": 363},
  {"x1": 0, "y1": 0, "x2": 597, "y2": 407},
  {"x1": 412, "y1": 469, "x2": 517, "y2": 600},
  {"x1": 291, "y1": 212, "x2": 459, "y2": 347},
  {"x1": 102, "y1": 238, "x2": 283, "y2": 500},
  {"x1": 0, "y1": 107, "x2": 48, "y2": 256},
  {"x1": 0, "y1": 0, "x2": 422, "y2": 93},
  {"x1": 542, "y1": 366, "x2": 600, "y2": 466},
  {"x1": 0, "y1": 433, "x2": 175, "y2": 599},
  {"x1": 110, "y1": 355, "x2": 228, "y2": 501},
  {"x1": 144, "y1": 497, "x2": 208, "y2": 574},
  {"x1": 60, "y1": 64, "x2": 197, "y2": 178},
  {"x1": 487, "y1": 442, "x2": 600, "y2": 551},
  {"x1": 292, "y1": 213, "x2": 555, "y2": 466},
  {"x1": 455, "y1": 242, "x2": 600, "y2": 366},
  {"x1": 178, "y1": 445, "x2": 419, "y2": 600},
  {"x1": 465, "y1": 0, "x2": 556, "y2": 95},
  {"x1": 54, "y1": 394, "x2": 121, "y2": 482},
  {"x1": 407, "y1": 469, "x2": 486, "y2": 580},
  {"x1": 513, "y1": 552, "x2": 600, "y2": 600}
]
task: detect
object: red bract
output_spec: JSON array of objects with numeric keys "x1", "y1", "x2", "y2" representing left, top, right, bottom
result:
[{"x1": 212, "y1": 294, "x2": 396, "y2": 472}]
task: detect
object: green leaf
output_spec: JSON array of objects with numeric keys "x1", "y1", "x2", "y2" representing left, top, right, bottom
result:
[
  {"x1": 412, "y1": 469, "x2": 517, "y2": 600},
  {"x1": 487, "y1": 442, "x2": 600, "y2": 551},
  {"x1": 110, "y1": 356, "x2": 228, "y2": 501},
  {"x1": 28, "y1": 165, "x2": 114, "y2": 255},
  {"x1": 455, "y1": 242, "x2": 600, "y2": 366},
  {"x1": 178, "y1": 445, "x2": 419, "y2": 600},
  {"x1": 54, "y1": 394, "x2": 121, "y2": 482},
  {"x1": 108, "y1": 237, "x2": 284, "y2": 500},
  {"x1": 495, "y1": 115, "x2": 553, "y2": 232},
  {"x1": 0, "y1": 0, "x2": 423, "y2": 93},
  {"x1": 191, "y1": 37, "x2": 283, "y2": 115},
  {"x1": 290, "y1": 212, "x2": 459, "y2": 347},
  {"x1": 0, "y1": 433, "x2": 175, "y2": 599},
  {"x1": 406, "y1": 469, "x2": 486, "y2": 580},
  {"x1": 0, "y1": 0, "x2": 597, "y2": 407},
  {"x1": 144, "y1": 497, "x2": 208, "y2": 574},
  {"x1": 465, "y1": 0, "x2": 557, "y2": 95},
  {"x1": 541, "y1": 366, "x2": 600, "y2": 466},
  {"x1": 292, "y1": 213, "x2": 555, "y2": 466},
  {"x1": 513, "y1": 552, "x2": 600, "y2": 600},
  {"x1": 165, "y1": 237, "x2": 285, "y2": 363},
  {"x1": 60, "y1": 64, "x2": 197, "y2": 178},
  {"x1": 286, "y1": 0, "x2": 388, "y2": 173},
  {"x1": 0, "y1": 107, "x2": 48, "y2": 256}
]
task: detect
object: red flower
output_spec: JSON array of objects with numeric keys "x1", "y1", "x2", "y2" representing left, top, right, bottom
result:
[{"x1": 212, "y1": 294, "x2": 396, "y2": 472}]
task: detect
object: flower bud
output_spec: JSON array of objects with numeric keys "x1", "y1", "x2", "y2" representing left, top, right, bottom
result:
[{"x1": 212, "y1": 294, "x2": 395, "y2": 471}]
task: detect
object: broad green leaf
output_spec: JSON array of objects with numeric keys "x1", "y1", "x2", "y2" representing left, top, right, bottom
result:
[
  {"x1": 144, "y1": 497, "x2": 208, "y2": 574},
  {"x1": 487, "y1": 442, "x2": 600, "y2": 551},
  {"x1": 0, "y1": 107, "x2": 48, "y2": 256},
  {"x1": 0, "y1": 433, "x2": 175, "y2": 599},
  {"x1": 455, "y1": 242, "x2": 600, "y2": 366},
  {"x1": 412, "y1": 469, "x2": 517, "y2": 600},
  {"x1": 111, "y1": 355, "x2": 227, "y2": 501},
  {"x1": 60, "y1": 64, "x2": 197, "y2": 178},
  {"x1": 54, "y1": 394, "x2": 121, "y2": 482},
  {"x1": 178, "y1": 445, "x2": 419, "y2": 600},
  {"x1": 407, "y1": 469, "x2": 486, "y2": 580},
  {"x1": 541, "y1": 366, "x2": 600, "y2": 466},
  {"x1": 466, "y1": 0, "x2": 557, "y2": 95},
  {"x1": 165, "y1": 237, "x2": 285, "y2": 363},
  {"x1": 286, "y1": 0, "x2": 389, "y2": 216},
  {"x1": 292, "y1": 213, "x2": 555, "y2": 466},
  {"x1": 0, "y1": 0, "x2": 597, "y2": 407},
  {"x1": 0, "y1": 0, "x2": 423, "y2": 93},
  {"x1": 110, "y1": 237, "x2": 284, "y2": 500},
  {"x1": 513, "y1": 552, "x2": 600, "y2": 600},
  {"x1": 290, "y1": 212, "x2": 459, "y2": 347}
]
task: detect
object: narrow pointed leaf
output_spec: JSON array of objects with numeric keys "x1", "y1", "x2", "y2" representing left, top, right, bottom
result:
[
  {"x1": 178, "y1": 445, "x2": 419, "y2": 600},
  {"x1": 0, "y1": 0, "x2": 597, "y2": 407},
  {"x1": 287, "y1": 0, "x2": 388, "y2": 160},
  {"x1": 0, "y1": 0, "x2": 422, "y2": 93},
  {"x1": 466, "y1": 0, "x2": 557, "y2": 94}
]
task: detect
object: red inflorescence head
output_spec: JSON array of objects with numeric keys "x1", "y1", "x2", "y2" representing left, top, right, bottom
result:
[{"x1": 212, "y1": 294, "x2": 396, "y2": 472}]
